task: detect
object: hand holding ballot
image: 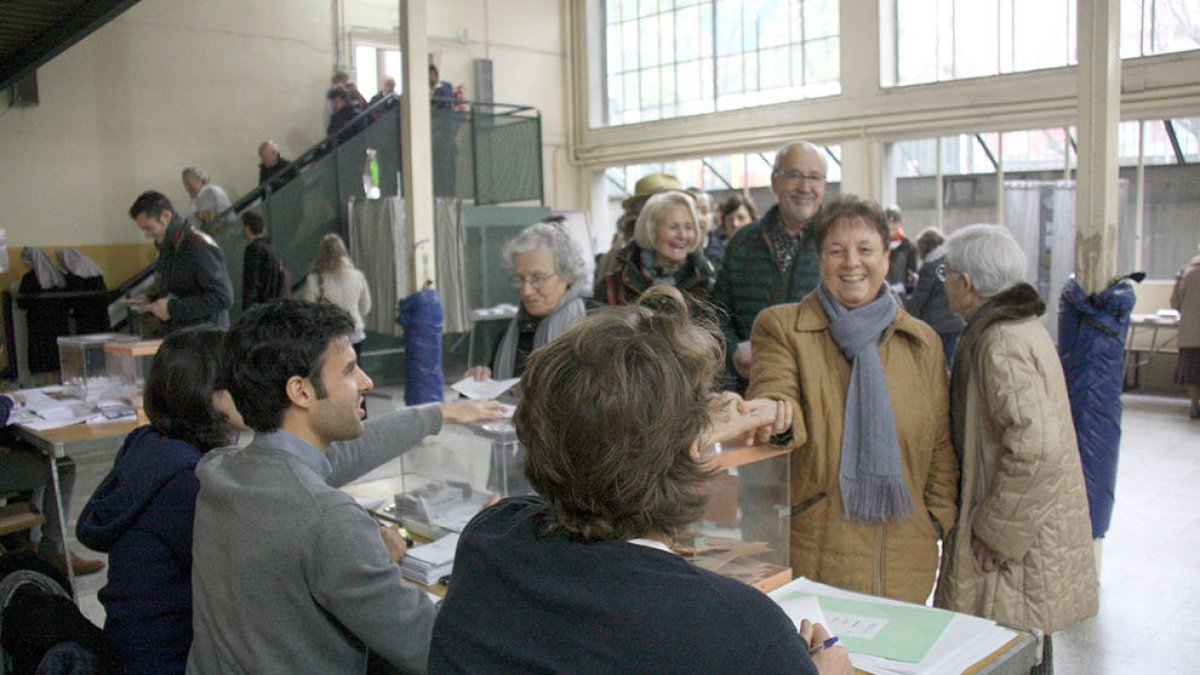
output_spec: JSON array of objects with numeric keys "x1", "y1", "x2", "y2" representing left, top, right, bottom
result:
[
  {"x1": 705, "y1": 392, "x2": 793, "y2": 448},
  {"x1": 799, "y1": 619, "x2": 852, "y2": 674},
  {"x1": 440, "y1": 399, "x2": 509, "y2": 424},
  {"x1": 378, "y1": 525, "x2": 408, "y2": 563}
]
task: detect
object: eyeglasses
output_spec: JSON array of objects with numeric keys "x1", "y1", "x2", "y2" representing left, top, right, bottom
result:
[
  {"x1": 773, "y1": 170, "x2": 826, "y2": 184},
  {"x1": 509, "y1": 273, "x2": 558, "y2": 290}
]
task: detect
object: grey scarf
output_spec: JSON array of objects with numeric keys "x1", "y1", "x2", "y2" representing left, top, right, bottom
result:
[
  {"x1": 492, "y1": 281, "x2": 588, "y2": 379},
  {"x1": 816, "y1": 284, "x2": 914, "y2": 523}
]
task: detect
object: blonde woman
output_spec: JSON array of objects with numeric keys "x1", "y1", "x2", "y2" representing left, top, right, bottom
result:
[{"x1": 302, "y1": 234, "x2": 372, "y2": 353}]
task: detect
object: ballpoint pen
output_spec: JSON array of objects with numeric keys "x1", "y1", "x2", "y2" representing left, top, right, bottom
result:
[
  {"x1": 367, "y1": 508, "x2": 414, "y2": 547},
  {"x1": 808, "y1": 636, "x2": 839, "y2": 654}
]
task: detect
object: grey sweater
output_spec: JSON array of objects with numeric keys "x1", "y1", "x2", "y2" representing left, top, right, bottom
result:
[{"x1": 187, "y1": 405, "x2": 443, "y2": 675}]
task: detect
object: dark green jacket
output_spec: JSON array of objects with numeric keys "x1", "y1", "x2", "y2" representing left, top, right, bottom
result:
[{"x1": 711, "y1": 205, "x2": 820, "y2": 389}]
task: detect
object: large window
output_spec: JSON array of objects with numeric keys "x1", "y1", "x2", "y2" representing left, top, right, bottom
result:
[
  {"x1": 1121, "y1": 0, "x2": 1200, "y2": 58},
  {"x1": 603, "y1": 0, "x2": 839, "y2": 126},
  {"x1": 353, "y1": 44, "x2": 403, "y2": 99},
  {"x1": 605, "y1": 145, "x2": 843, "y2": 197},
  {"x1": 892, "y1": 0, "x2": 1077, "y2": 86}
]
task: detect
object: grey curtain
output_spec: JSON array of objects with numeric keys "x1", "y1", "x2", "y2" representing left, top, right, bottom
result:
[
  {"x1": 349, "y1": 197, "x2": 407, "y2": 336},
  {"x1": 348, "y1": 196, "x2": 470, "y2": 335}
]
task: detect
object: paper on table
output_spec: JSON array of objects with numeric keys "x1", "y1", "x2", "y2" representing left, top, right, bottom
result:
[
  {"x1": 450, "y1": 376, "x2": 520, "y2": 401},
  {"x1": 773, "y1": 591, "x2": 828, "y2": 628},
  {"x1": 769, "y1": 578, "x2": 1021, "y2": 675},
  {"x1": 816, "y1": 594, "x2": 952, "y2": 663}
]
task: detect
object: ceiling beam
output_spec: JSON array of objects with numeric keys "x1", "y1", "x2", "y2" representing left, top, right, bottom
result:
[{"x1": 0, "y1": 0, "x2": 141, "y2": 92}]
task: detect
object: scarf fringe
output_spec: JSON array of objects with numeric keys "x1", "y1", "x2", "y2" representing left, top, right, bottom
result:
[{"x1": 841, "y1": 475, "x2": 915, "y2": 523}]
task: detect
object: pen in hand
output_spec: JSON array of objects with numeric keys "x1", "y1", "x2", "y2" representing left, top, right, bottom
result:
[{"x1": 809, "y1": 636, "x2": 839, "y2": 654}]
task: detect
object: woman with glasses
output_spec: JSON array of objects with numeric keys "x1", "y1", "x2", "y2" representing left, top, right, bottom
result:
[
  {"x1": 302, "y1": 233, "x2": 371, "y2": 356},
  {"x1": 905, "y1": 228, "x2": 965, "y2": 362},
  {"x1": 595, "y1": 191, "x2": 715, "y2": 306},
  {"x1": 748, "y1": 194, "x2": 959, "y2": 604},
  {"x1": 466, "y1": 222, "x2": 594, "y2": 381},
  {"x1": 934, "y1": 224, "x2": 1097, "y2": 674}
]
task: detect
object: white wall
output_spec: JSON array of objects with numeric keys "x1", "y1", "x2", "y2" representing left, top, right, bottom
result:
[{"x1": 0, "y1": 0, "x2": 335, "y2": 250}]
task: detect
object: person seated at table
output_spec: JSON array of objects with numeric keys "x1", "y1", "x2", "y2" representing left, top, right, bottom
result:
[
  {"x1": 0, "y1": 392, "x2": 105, "y2": 576},
  {"x1": 595, "y1": 191, "x2": 716, "y2": 306},
  {"x1": 76, "y1": 327, "x2": 242, "y2": 675},
  {"x1": 465, "y1": 222, "x2": 595, "y2": 381},
  {"x1": 429, "y1": 288, "x2": 852, "y2": 674}
]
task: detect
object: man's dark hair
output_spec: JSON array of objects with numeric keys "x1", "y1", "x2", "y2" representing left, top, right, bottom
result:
[
  {"x1": 516, "y1": 287, "x2": 722, "y2": 543},
  {"x1": 145, "y1": 327, "x2": 232, "y2": 452},
  {"x1": 223, "y1": 299, "x2": 355, "y2": 432},
  {"x1": 242, "y1": 211, "x2": 266, "y2": 236},
  {"x1": 812, "y1": 194, "x2": 890, "y2": 254},
  {"x1": 128, "y1": 190, "x2": 175, "y2": 220}
]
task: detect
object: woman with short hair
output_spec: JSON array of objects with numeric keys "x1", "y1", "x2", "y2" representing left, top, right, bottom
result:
[
  {"x1": 906, "y1": 228, "x2": 965, "y2": 361},
  {"x1": 705, "y1": 193, "x2": 759, "y2": 270},
  {"x1": 431, "y1": 288, "x2": 849, "y2": 674},
  {"x1": 749, "y1": 194, "x2": 959, "y2": 604},
  {"x1": 933, "y1": 224, "x2": 1098, "y2": 673},
  {"x1": 596, "y1": 191, "x2": 715, "y2": 305},
  {"x1": 465, "y1": 222, "x2": 593, "y2": 381}
]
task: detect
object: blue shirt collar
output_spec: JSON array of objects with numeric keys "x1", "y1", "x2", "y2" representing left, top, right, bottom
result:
[{"x1": 254, "y1": 428, "x2": 333, "y2": 480}]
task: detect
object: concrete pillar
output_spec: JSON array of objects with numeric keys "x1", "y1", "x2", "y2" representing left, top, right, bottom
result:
[
  {"x1": 836, "y1": 0, "x2": 881, "y2": 201},
  {"x1": 399, "y1": 0, "x2": 436, "y2": 291},
  {"x1": 1075, "y1": 0, "x2": 1121, "y2": 295}
]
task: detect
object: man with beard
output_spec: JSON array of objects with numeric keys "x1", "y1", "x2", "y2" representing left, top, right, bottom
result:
[
  {"x1": 712, "y1": 141, "x2": 827, "y2": 392},
  {"x1": 187, "y1": 299, "x2": 505, "y2": 674}
]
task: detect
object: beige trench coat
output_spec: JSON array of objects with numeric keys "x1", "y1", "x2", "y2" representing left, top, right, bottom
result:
[
  {"x1": 749, "y1": 293, "x2": 959, "y2": 604},
  {"x1": 934, "y1": 315, "x2": 1098, "y2": 633}
]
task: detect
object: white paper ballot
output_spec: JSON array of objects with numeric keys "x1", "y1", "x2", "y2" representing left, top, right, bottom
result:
[{"x1": 451, "y1": 376, "x2": 520, "y2": 400}]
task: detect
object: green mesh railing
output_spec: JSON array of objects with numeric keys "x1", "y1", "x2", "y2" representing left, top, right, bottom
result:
[{"x1": 128, "y1": 97, "x2": 542, "y2": 320}]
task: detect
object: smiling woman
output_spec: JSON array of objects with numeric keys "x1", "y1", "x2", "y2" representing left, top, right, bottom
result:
[
  {"x1": 746, "y1": 194, "x2": 959, "y2": 604},
  {"x1": 596, "y1": 191, "x2": 715, "y2": 306}
]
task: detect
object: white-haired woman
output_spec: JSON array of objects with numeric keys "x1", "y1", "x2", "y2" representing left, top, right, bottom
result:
[
  {"x1": 595, "y1": 191, "x2": 715, "y2": 305},
  {"x1": 467, "y1": 222, "x2": 594, "y2": 381},
  {"x1": 934, "y1": 224, "x2": 1097, "y2": 673}
]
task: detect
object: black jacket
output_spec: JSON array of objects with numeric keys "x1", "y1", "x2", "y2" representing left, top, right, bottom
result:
[
  {"x1": 241, "y1": 236, "x2": 287, "y2": 309},
  {"x1": 150, "y1": 216, "x2": 233, "y2": 332}
]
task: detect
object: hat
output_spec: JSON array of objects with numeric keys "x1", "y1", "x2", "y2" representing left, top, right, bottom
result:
[{"x1": 622, "y1": 172, "x2": 684, "y2": 209}]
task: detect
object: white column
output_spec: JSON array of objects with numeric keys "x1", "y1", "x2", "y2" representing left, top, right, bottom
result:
[
  {"x1": 1075, "y1": 0, "x2": 1121, "y2": 294},
  {"x1": 836, "y1": 0, "x2": 881, "y2": 200},
  {"x1": 399, "y1": 0, "x2": 436, "y2": 291}
]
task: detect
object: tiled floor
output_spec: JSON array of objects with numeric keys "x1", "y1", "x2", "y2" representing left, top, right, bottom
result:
[{"x1": 63, "y1": 391, "x2": 1199, "y2": 673}]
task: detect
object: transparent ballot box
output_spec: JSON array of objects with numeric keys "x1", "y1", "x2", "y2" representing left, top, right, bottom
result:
[
  {"x1": 57, "y1": 333, "x2": 141, "y2": 401},
  {"x1": 391, "y1": 421, "x2": 535, "y2": 538},
  {"x1": 103, "y1": 339, "x2": 162, "y2": 390},
  {"x1": 677, "y1": 444, "x2": 793, "y2": 593}
]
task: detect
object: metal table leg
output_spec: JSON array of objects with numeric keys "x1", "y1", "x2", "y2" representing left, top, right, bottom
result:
[{"x1": 48, "y1": 451, "x2": 76, "y2": 598}]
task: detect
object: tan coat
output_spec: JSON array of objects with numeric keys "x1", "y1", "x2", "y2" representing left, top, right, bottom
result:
[
  {"x1": 749, "y1": 293, "x2": 959, "y2": 603},
  {"x1": 1172, "y1": 255, "x2": 1200, "y2": 348},
  {"x1": 934, "y1": 309, "x2": 1098, "y2": 633}
]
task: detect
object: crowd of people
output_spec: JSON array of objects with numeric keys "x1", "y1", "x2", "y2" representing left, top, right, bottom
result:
[{"x1": 13, "y1": 125, "x2": 1200, "y2": 673}]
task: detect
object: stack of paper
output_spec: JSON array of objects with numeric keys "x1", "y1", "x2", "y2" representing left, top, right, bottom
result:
[
  {"x1": 769, "y1": 578, "x2": 1024, "y2": 675},
  {"x1": 400, "y1": 533, "x2": 460, "y2": 586}
]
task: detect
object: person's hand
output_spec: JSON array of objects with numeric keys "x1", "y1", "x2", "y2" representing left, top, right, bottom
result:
[
  {"x1": 972, "y1": 535, "x2": 1006, "y2": 572},
  {"x1": 463, "y1": 366, "x2": 492, "y2": 382},
  {"x1": 705, "y1": 393, "x2": 790, "y2": 447},
  {"x1": 121, "y1": 294, "x2": 148, "y2": 307},
  {"x1": 144, "y1": 298, "x2": 171, "y2": 321},
  {"x1": 749, "y1": 397, "x2": 792, "y2": 445},
  {"x1": 732, "y1": 346, "x2": 752, "y2": 379},
  {"x1": 379, "y1": 525, "x2": 407, "y2": 563},
  {"x1": 800, "y1": 619, "x2": 852, "y2": 675},
  {"x1": 440, "y1": 399, "x2": 508, "y2": 424},
  {"x1": 7, "y1": 392, "x2": 26, "y2": 406}
]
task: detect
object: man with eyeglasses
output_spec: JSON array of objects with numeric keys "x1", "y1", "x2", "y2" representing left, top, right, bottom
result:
[{"x1": 712, "y1": 140, "x2": 827, "y2": 392}]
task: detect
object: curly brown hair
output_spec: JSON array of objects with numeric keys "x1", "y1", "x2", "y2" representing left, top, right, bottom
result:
[{"x1": 516, "y1": 287, "x2": 724, "y2": 542}]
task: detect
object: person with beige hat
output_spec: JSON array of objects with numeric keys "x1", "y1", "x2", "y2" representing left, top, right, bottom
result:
[{"x1": 597, "y1": 172, "x2": 687, "y2": 280}]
